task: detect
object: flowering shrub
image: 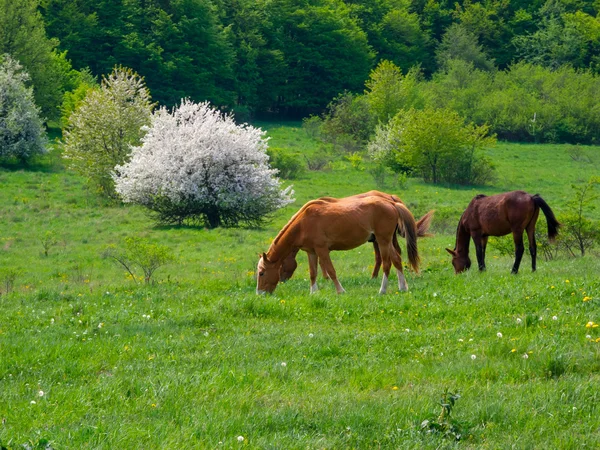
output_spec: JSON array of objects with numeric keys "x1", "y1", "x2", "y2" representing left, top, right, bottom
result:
[
  {"x1": 62, "y1": 67, "x2": 153, "y2": 196},
  {"x1": 113, "y1": 100, "x2": 294, "y2": 227},
  {"x1": 0, "y1": 55, "x2": 47, "y2": 160}
]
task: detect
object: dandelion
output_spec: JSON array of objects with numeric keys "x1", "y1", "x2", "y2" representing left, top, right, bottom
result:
[
  {"x1": 497, "y1": 332, "x2": 503, "y2": 338},
  {"x1": 203, "y1": 331, "x2": 209, "y2": 337},
  {"x1": 522, "y1": 353, "x2": 529, "y2": 359},
  {"x1": 405, "y1": 329, "x2": 410, "y2": 333},
  {"x1": 281, "y1": 362, "x2": 287, "y2": 367},
  {"x1": 516, "y1": 318, "x2": 522, "y2": 324},
  {"x1": 308, "y1": 333, "x2": 314, "y2": 338},
  {"x1": 237, "y1": 436, "x2": 245, "y2": 442},
  {"x1": 98, "y1": 323, "x2": 104, "y2": 329},
  {"x1": 552, "y1": 316, "x2": 558, "y2": 321},
  {"x1": 551, "y1": 286, "x2": 555, "y2": 289},
  {"x1": 583, "y1": 296, "x2": 592, "y2": 302},
  {"x1": 511, "y1": 348, "x2": 517, "y2": 353},
  {"x1": 458, "y1": 338, "x2": 464, "y2": 342},
  {"x1": 280, "y1": 299, "x2": 285, "y2": 304},
  {"x1": 586, "y1": 335, "x2": 592, "y2": 339},
  {"x1": 433, "y1": 293, "x2": 438, "y2": 297},
  {"x1": 30, "y1": 400, "x2": 36, "y2": 405},
  {"x1": 586, "y1": 321, "x2": 596, "y2": 328},
  {"x1": 565, "y1": 280, "x2": 570, "y2": 283},
  {"x1": 392, "y1": 386, "x2": 399, "y2": 390},
  {"x1": 471, "y1": 354, "x2": 477, "y2": 360},
  {"x1": 38, "y1": 390, "x2": 44, "y2": 397}
]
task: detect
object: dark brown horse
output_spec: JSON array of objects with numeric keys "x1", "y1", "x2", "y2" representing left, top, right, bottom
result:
[
  {"x1": 257, "y1": 196, "x2": 419, "y2": 295},
  {"x1": 279, "y1": 190, "x2": 434, "y2": 281},
  {"x1": 446, "y1": 191, "x2": 560, "y2": 274}
]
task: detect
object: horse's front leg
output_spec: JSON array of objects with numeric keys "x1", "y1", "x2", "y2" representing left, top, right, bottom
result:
[
  {"x1": 308, "y1": 252, "x2": 319, "y2": 293},
  {"x1": 472, "y1": 234, "x2": 486, "y2": 271},
  {"x1": 315, "y1": 248, "x2": 345, "y2": 294},
  {"x1": 512, "y1": 230, "x2": 525, "y2": 274}
]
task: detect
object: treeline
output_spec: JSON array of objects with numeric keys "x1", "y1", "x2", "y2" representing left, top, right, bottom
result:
[{"x1": 3, "y1": 0, "x2": 600, "y2": 128}]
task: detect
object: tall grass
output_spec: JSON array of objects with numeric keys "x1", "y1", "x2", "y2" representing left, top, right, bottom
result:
[{"x1": 0, "y1": 128, "x2": 598, "y2": 448}]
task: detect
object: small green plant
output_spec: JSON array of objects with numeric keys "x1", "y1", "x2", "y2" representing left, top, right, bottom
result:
[
  {"x1": 346, "y1": 152, "x2": 363, "y2": 170},
  {"x1": 302, "y1": 115, "x2": 323, "y2": 139},
  {"x1": 420, "y1": 389, "x2": 462, "y2": 441},
  {"x1": 40, "y1": 231, "x2": 58, "y2": 257},
  {"x1": 0, "y1": 268, "x2": 20, "y2": 295},
  {"x1": 560, "y1": 177, "x2": 600, "y2": 257},
  {"x1": 103, "y1": 237, "x2": 175, "y2": 284},
  {"x1": 267, "y1": 148, "x2": 305, "y2": 179}
]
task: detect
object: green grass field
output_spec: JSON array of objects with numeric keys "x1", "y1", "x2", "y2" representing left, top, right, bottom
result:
[{"x1": 1, "y1": 125, "x2": 599, "y2": 449}]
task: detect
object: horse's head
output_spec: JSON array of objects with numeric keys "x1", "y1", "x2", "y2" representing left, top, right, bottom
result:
[
  {"x1": 445, "y1": 248, "x2": 471, "y2": 273},
  {"x1": 279, "y1": 252, "x2": 298, "y2": 282},
  {"x1": 256, "y1": 253, "x2": 281, "y2": 294}
]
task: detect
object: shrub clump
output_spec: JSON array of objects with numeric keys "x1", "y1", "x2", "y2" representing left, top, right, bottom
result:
[{"x1": 113, "y1": 100, "x2": 294, "y2": 227}]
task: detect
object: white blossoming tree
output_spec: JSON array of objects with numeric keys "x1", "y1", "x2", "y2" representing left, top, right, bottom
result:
[
  {"x1": 62, "y1": 67, "x2": 154, "y2": 196},
  {"x1": 113, "y1": 100, "x2": 294, "y2": 228},
  {"x1": 0, "y1": 54, "x2": 47, "y2": 161}
]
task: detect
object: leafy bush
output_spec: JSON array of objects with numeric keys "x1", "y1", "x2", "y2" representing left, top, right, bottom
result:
[
  {"x1": 559, "y1": 177, "x2": 600, "y2": 257},
  {"x1": 62, "y1": 67, "x2": 154, "y2": 197},
  {"x1": 267, "y1": 147, "x2": 305, "y2": 179},
  {"x1": 0, "y1": 55, "x2": 47, "y2": 161},
  {"x1": 364, "y1": 60, "x2": 426, "y2": 125},
  {"x1": 320, "y1": 91, "x2": 373, "y2": 150},
  {"x1": 369, "y1": 107, "x2": 496, "y2": 185},
  {"x1": 113, "y1": 100, "x2": 294, "y2": 228},
  {"x1": 103, "y1": 237, "x2": 174, "y2": 284}
]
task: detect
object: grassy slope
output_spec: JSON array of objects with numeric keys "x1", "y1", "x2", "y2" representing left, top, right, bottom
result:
[{"x1": 0, "y1": 126, "x2": 599, "y2": 449}]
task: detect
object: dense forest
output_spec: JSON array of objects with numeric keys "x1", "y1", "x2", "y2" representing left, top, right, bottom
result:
[{"x1": 3, "y1": 0, "x2": 600, "y2": 136}]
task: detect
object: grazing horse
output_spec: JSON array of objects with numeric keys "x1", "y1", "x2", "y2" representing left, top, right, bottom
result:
[
  {"x1": 446, "y1": 190, "x2": 560, "y2": 274},
  {"x1": 257, "y1": 196, "x2": 420, "y2": 295},
  {"x1": 278, "y1": 190, "x2": 434, "y2": 281}
]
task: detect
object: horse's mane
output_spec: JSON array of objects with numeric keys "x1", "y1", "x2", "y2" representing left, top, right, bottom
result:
[{"x1": 270, "y1": 199, "x2": 327, "y2": 248}]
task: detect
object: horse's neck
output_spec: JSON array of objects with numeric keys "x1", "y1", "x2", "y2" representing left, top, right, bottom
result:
[
  {"x1": 267, "y1": 223, "x2": 299, "y2": 263},
  {"x1": 455, "y1": 222, "x2": 470, "y2": 255}
]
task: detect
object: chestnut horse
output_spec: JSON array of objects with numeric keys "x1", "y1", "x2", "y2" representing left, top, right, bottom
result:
[
  {"x1": 446, "y1": 191, "x2": 560, "y2": 274},
  {"x1": 257, "y1": 196, "x2": 419, "y2": 295},
  {"x1": 279, "y1": 190, "x2": 434, "y2": 281}
]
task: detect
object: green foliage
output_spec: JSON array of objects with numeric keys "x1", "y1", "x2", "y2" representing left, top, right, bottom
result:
[
  {"x1": 370, "y1": 107, "x2": 496, "y2": 185},
  {"x1": 436, "y1": 23, "x2": 496, "y2": 72},
  {"x1": 59, "y1": 68, "x2": 98, "y2": 127},
  {"x1": 320, "y1": 91, "x2": 373, "y2": 151},
  {"x1": 0, "y1": 55, "x2": 47, "y2": 161},
  {"x1": 364, "y1": 60, "x2": 426, "y2": 124},
  {"x1": 62, "y1": 67, "x2": 154, "y2": 197},
  {"x1": 103, "y1": 237, "x2": 175, "y2": 284},
  {"x1": 420, "y1": 389, "x2": 463, "y2": 441},
  {"x1": 560, "y1": 177, "x2": 600, "y2": 256},
  {"x1": 0, "y1": 0, "x2": 71, "y2": 121},
  {"x1": 267, "y1": 147, "x2": 305, "y2": 179},
  {"x1": 39, "y1": 230, "x2": 58, "y2": 257}
]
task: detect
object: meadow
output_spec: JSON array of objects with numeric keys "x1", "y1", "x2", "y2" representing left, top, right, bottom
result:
[{"x1": 0, "y1": 124, "x2": 599, "y2": 449}]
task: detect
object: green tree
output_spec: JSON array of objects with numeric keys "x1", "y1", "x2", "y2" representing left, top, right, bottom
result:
[
  {"x1": 0, "y1": 55, "x2": 47, "y2": 161},
  {"x1": 62, "y1": 67, "x2": 154, "y2": 197},
  {"x1": 0, "y1": 0, "x2": 71, "y2": 121},
  {"x1": 262, "y1": 0, "x2": 374, "y2": 115},
  {"x1": 364, "y1": 60, "x2": 426, "y2": 124},
  {"x1": 42, "y1": 0, "x2": 236, "y2": 108},
  {"x1": 560, "y1": 177, "x2": 600, "y2": 257},
  {"x1": 436, "y1": 23, "x2": 496, "y2": 72},
  {"x1": 369, "y1": 107, "x2": 496, "y2": 185}
]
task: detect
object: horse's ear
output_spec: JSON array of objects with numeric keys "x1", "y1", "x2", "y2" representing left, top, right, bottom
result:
[
  {"x1": 262, "y1": 252, "x2": 269, "y2": 262},
  {"x1": 445, "y1": 248, "x2": 457, "y2": 256}
]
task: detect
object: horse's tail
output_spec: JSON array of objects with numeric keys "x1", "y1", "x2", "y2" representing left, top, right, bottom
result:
[
  {"x1": 396, "y1": 210, "x2": 435, "y2": 238},
  {"x1": 533, "y1": 194, "x2": 560, "y2": 242},
  {"x1": 393, "y1": 203, "x2": 420, "y2": 273},
  {"x1": 416, "y1": 210, "x2": 435, "y2": 237}
]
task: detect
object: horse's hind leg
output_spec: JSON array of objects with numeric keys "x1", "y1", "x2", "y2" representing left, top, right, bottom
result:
[
  {"x1": 308, "y1": 252, "x2": 319, "y2": 293},
  {"x1": 511, "y1": 229, "x2": 525, "y2": 274},
  {"x1": 389, "y1": 243, "x2": 408, "y2": 292},
  {"x1": 315, "y1": 248, "x2": 345, "y2": 294},
  {"x1": 377, "y1": 239, "x2": 402, "y2": 294},
  {"x1": 526, "y1": 221, "x2": 537, "y2": 272},
  {"x1": 371, "y1": 241, "x2": 382, "y2": 279}
]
